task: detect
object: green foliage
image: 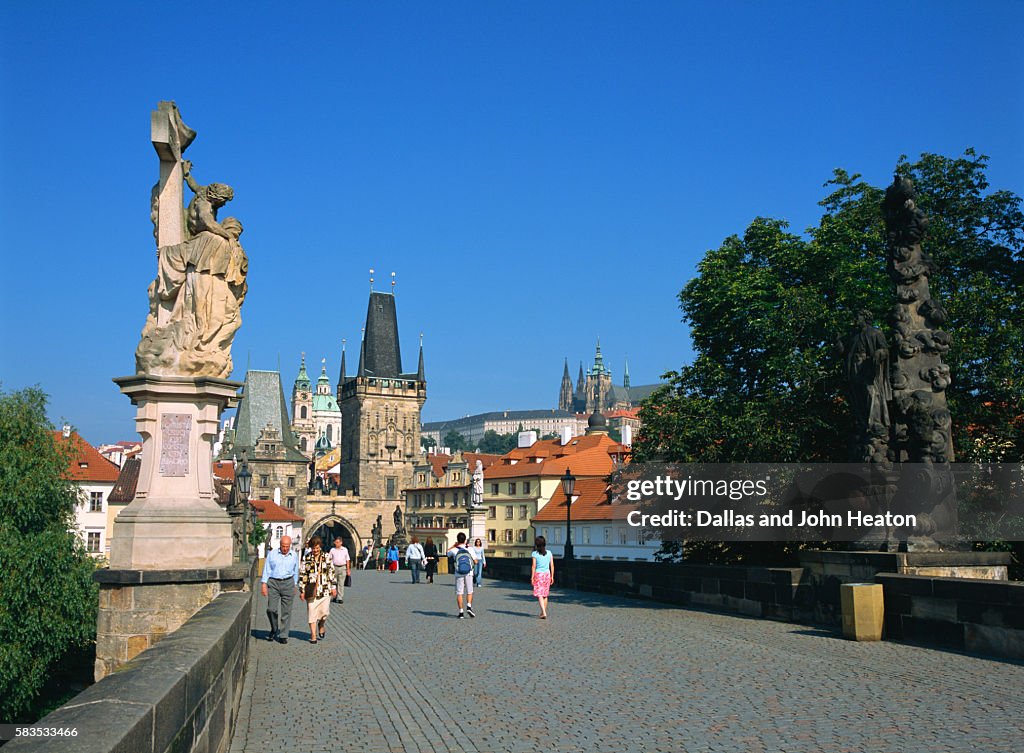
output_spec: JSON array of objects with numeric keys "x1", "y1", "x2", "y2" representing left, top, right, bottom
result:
[
  {"x1": 478, "y1": 430, "x2": 518, "y2": 454},
  {"x1": 634, "y1": 151, "x2": 1024, "y2": 466},
  {"x1": 248, "y1": 519, "x2": 270, "y2": 550},
  {"x1": 443, "y1": 430, "x2": 475, "y2": 453},
  {"x1": 420, "y1": 435, "x2": 437, "y2": 451},
  {"x1": 0, "y1": 387, "x2": 98, "y2": 721}
]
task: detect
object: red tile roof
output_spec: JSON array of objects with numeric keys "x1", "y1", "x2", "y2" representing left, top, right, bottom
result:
[
  {"x1": 533, "y1": 477, "x2": 637, "y2": 523},
  {"x1": 54, "y1": 431, "x2": 120, "y2": 483},
  {"x1": 212, "y1": 461, "x2": 235, "y2": 482},
  {"x1": 251, "y1": 499, "x2": 303, "y2": 523},
  {"x1": 424, "y1": 452, "x2": 502, "y2": 478}
]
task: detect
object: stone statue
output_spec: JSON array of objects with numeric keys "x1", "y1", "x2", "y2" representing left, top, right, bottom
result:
[
  {"x1": 393, "y1": 504, "x2": 405, "y2": 535},
  {"x1": 470, "y1": 459, "x2": 484, "y2": 508},
  {"x1": 841, "y1": 310, "x2": 892, "y2": 460},
  {"x1": 136, "y1": 107, "x2": 247, "y2": 379},
  {"x1": 371, "y1": 515, "x2": 382, "y2": 544}
]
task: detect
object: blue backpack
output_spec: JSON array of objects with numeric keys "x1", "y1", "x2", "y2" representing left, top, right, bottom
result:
[{"x1": 454, "y1": 546, "x2": 474, "y2": 575}]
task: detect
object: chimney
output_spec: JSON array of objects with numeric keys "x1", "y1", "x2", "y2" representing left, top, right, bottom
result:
[
  {"x1": 621, "y1": 425, "x2": 633, "y2": 446},
  {"x1": 518, "y1": 430, "x2": 537, "y2": 448},
  {"x1": 560, "y1": 426, "x2": 573, "y2": 446},
  {"x1": 62, "y1": 424, "x2": 71, "y2": 438}
]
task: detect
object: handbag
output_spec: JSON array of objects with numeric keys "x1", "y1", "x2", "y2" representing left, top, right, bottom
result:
[
  {"x1": 344, "y1": 574, "x2": 352, "y2": 588},
  {"x1": 304, "y1": 580, "x2": 316, "y2": 599}
]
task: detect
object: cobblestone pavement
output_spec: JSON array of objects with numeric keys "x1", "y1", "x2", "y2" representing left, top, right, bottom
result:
[{"x1": 230, "y1": 572, "x2": 1024, "y2": 753}]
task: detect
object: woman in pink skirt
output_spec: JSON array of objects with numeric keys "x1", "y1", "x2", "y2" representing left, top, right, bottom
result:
[{"x1": 530, "y1": 536, "x2": 554, "y2": 619}]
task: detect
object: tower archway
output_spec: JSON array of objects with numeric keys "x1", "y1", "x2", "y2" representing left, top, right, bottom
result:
[{"x1": 307, "y1": 515, "x2": 359, "y2": 561}]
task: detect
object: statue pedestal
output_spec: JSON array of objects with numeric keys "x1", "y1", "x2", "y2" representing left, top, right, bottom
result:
[
  {"x1": 468, "y1": 506, "x2": 487, "y2": 549},
  {"x1": 109, "y1": 375, "x2": 240, "y2": 569}
]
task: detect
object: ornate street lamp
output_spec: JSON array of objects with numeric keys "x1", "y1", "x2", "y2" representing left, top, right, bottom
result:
[
  {"x1": 561, "y1": 467, "x2": 575, "y2": 560},
  {"x1": 236, "y1": 451, "x2": 253, "y2": 562}
]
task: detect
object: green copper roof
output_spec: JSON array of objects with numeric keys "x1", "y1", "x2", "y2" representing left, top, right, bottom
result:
[
  {"x1": 312, "y1": 393, "x2": 340, "y2": 412},
  {"x1": 294, "y1": 355, "x2": 311, "y2": 391}
]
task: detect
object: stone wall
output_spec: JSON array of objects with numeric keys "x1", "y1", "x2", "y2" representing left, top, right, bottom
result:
[
  {"x1": 94, "y1": 565, "x2": 250, "y2": 680},
  {"x1": 484, "y1": 557, "x2": 806, "y2": 621},
  {"x1": 878, "y1": 573, "x2": 1024, "y2": 660},
  {"x1": 6, "y1": 590, "x2": 252, "y2": 753},
  {"x1": 798, "y1": 550, "x2": 1009, "y2": 625}
]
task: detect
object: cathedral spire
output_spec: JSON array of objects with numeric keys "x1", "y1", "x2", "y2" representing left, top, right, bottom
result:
[
  {"x1": 417, "y1": 333, "x2": 425, "y2": 381},
  {"x1": 357, "y1": 328, "x2": 366, "y2": 377},
  {"x1": 293, "y1": 352, "x2": 311, "y2": 394},
  {"x1": 624, "y1": 355, "x2": 630, "y2": 390},
  {"x1": 339, "y1": 339, "x2": 347, "y2": 383},
  {"x1": 559, "y1": 357, "x2": 574, "y2": 412},
  {"x1": 361, "y1": 291, "x2": 402, "y2": 378}
]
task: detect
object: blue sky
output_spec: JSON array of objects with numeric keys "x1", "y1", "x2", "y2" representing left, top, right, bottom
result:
[{"x1": 1, "y1": 2, "x2": 1022, "y2": 444}]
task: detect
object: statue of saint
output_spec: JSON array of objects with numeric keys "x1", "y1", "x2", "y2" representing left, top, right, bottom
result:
[
  {"x1": 393, "y1": 505, "x2": 404, "y2": 534},
  {"x1": 842, "y1": 310, "x2": 892, "y2": 441},
  {"x1": 136, "y1": 161, "x2": 247, "y2": 378},
  {"x1": 470, "y1": 460, "x2": 484, "y2": 508}
]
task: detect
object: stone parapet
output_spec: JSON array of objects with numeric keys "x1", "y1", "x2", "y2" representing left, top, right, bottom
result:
[
  {"x1": 878, "y1": 573, "x2": 1024, "y2": 660},
  {"x1": 94, "y1": 564, "x2": 251, "y2": 680},
  {"x1": 6, "y1": 590, "x2": 253, "y2": 753}
]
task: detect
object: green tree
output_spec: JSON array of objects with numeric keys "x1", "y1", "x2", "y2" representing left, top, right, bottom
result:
[
  {"x1": 634, "y1": 151, "x2": 1024, "y2": 465},
  {"x1": 443, "y1": 430, "x2": 474, "y2": 453},
  {"x1": 420, "y1": 435, "x2": 437, "y2": 452},
  {"x1": 0, "y1": 387, "x2": 99, "y2": 721},
  {"x1": 478, "y1": 430, "x2": 518, "y2": 454}
]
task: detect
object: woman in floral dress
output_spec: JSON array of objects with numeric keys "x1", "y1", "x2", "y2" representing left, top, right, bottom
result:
[{"x1": 299, "y1": 535, "x2": 336, "y2": 644}]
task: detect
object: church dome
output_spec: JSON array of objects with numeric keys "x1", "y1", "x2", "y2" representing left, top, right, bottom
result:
[
  {"x1": 315, "y1": 432, "x2": 331, "y2": 450},
  {"x1": 587, "y1": 410, "x2": 607, "y2": 430}
]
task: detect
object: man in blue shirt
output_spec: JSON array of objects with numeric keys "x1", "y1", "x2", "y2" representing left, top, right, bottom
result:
[{"x1": 260, "y1": 535, "x2": 299, "y2": 644}]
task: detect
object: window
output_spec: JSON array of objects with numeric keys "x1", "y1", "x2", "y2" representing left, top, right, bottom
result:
[
  {"x1": 89, "y1": 491, "x2": 103, "y2": 512},
  {"x1": 87, "y1": 532, "x2": 101, "y2": 553},
  {"x1": 508, "y1": 482, "x2": 517, "y2": 495},
  {"x1": 488, "y1": 506, "x2": 496, "y2": 519},
  {"x1": 452, "y1": 472, "x2": 461, "y2": 482},
  {"x1": 542, "y1": 527, "x2": 549, "y2": 540},
  {"x1": 523, "y1": 481, "x2": 531, "y2": 494},
  {"x1": 418, "y1": 472, "x2": 426, "y2": 483},
  {"x1": 517, "y1": 529, "x2": 528, "y2": 543},
  {"x1": 582, "y1": 526, "x2": 591, "y2": 544},
  {"x1": 386, "y1": 477, "x2": 397, "y2": 498},
  {"x1": 490, "y1": 483, "x2": 499, "y2": 495},
  {"x1": 504, "y1": 506, "x2": 513, "y2": 520},
  {"x1": 519, "y1": 505, "x2": 528, "y2": 520},
  {"x1": 619, "y1": 530, "x2": 628, "y2": 545},
  {"x1": 503, "y1": 529, "x2": 513, "y2": 543},
  {"x1": 275, "y1": 526, "x2": 284, "y2": 539},
  {"x1": 487, "y1": 529, "x2": 496, "y2": 543},
  {"x1": 300, "y1": 437, "x2": 307, "y2": 451},
  {"x1": 300, "y1": 406, "x2": 307, "y2": 419},
  {"x1": 259, "y1": 475, "x2": 269, "y2": 487},
  {"x1": 637, "y1": 529, "x2": 644, "y2": 545},
  {"x1": 287, "y1": 497, "x2": 295, "y2": 509},
  {"x1": 554, "y1": 527, "x2": 562, "y2": 544},
  {"x1": 287, "y1": 476, "x2": 295, "y2": 488},
  {"x1": 439, "y1": 493, "x2": 446, "y2": 508},
  {"x1": 604, "y1": 527, "x2": 612, "y2": 544}
]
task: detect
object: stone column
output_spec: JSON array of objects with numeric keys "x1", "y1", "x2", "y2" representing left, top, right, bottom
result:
[
  {"x1": 468, "y1": 506, "x2": 487, "y2": 551},
  {"x1": 110, "y1": 375, "x2": 239, "y2": 568}
]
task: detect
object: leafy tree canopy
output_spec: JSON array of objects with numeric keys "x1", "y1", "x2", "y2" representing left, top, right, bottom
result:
[
  {"x1": 478, "y1": 430, "x2": 519, "y2": 454},
  {"x1": 0, "y1": 387, "x2": 98, "y2": 721},
  {"x1": 634, "y1": 151, "x2": 1024, "y2": 465},
  {"x1": 442, "y1": 430, "x2": 475, "y2": 453}
]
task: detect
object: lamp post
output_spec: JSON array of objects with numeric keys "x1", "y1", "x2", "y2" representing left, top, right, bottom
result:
[
  {"x1": 561, "y1": 467, "x2": 575, "y2": 561},
  {"x1": 236, "y1": 451, "x2": 253, "y2": 562}
]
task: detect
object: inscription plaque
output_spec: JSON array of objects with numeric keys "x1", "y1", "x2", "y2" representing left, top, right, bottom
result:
[{"x1": 160, "y1": 413, "x2": 191, "y2": 476}]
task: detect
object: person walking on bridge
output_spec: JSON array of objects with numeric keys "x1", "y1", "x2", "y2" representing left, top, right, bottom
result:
[
  {"x1": 423, "y1": 537, "x2": 438, "y2": 583},
  {"x1": 447, "y1": 532, "x2": 478, "y2": 619},
  {"x1": 299, "y1": 535, "x2": 336, "y2": 645},
  {"x1": 531, "y1": 535, "x2": 554, "y2": 619},
  {"x1": 329, "y1": 537, "x2": 351, "y2": 603},
  {"x1": 261, "y1": 534, "x2": 299, "y2": 643}
]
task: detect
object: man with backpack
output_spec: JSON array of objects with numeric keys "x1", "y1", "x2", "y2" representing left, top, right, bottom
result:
[{"x1": 446, "y1": 532, "x2": 478, "y2": 619}]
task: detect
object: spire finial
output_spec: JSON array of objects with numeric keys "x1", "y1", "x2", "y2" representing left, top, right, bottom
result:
[
  {"x1": 369, "y1": 268, "x2": 375, "y2": 291},
  {"x1": 391, "y1": 271, "x2": 396, "y2": 293},
  {"x1": 342, "y1": 338, "x2": 346, "y2": 352}
]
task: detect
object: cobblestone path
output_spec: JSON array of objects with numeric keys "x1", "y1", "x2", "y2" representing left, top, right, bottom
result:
[{"x1": 230, "y1": 572, "x2": 1024, "y2": 753}]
